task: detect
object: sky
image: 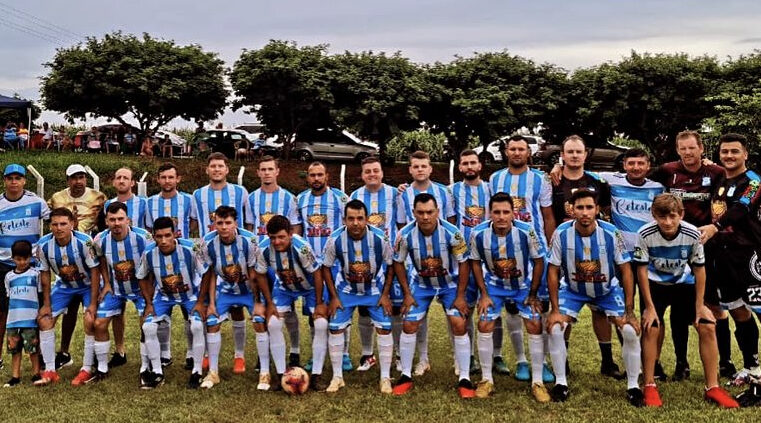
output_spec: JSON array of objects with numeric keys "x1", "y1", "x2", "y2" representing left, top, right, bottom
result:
[{"x1": 2, "y1": 0, "x2": 761, "y2": 129}]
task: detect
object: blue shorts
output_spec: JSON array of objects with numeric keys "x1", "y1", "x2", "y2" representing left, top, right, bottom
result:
[
  {"x1": 144, "y1": 297, "x2": 201, "y2": 324},
  {"x1": 389, "y1": 278, "x2": 404, "y2": 306},
  {"x1": 480, "y1": 284, "x2": 539, "y2": 321},
  {"x1": 404, "y1": 285, "x2": 462, "y2": 322},
  {"x1": 274, "y1": 286, "x2": 318, "y2": 316},
  {"x1": 558, "y1": 285, "x2": 625, "y2": 319},
  {"x1": 97, "y1": 292, "x2": 145, "y2": 319},
  {"x1": 329, "y1": 292, "x2": 391, "y2": 331},
  {"x1": 207, "y1": 292, "x2": 254, "y2": 327},
  {"x1": 51, "y1": 285, "x2": 91, "y2": 317}
]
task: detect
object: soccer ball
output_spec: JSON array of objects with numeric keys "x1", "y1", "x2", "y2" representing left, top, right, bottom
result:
[{"x1": 282, "y1": 367, "x2": 310, "y2": 395}]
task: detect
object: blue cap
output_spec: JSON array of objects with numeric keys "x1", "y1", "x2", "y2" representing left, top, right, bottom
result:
[{"x1": 3, "y1": 164, "x2": 25, "y2": 177}]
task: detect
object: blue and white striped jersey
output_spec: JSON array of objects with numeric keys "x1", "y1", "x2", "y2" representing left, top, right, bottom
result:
[
  {"x1": 600, "y1": 172, "x2": 664, "y2": 252},
  {"x1": 137, "y1": 241, "x2": 205, "y2": 302},
  {"x1": 4, "y1": 268, "x2": 40, "y2": 329},
  {"x1": 146, "y1": 191, "x2": 197, "y2": 239},
  {"x1": 451, "y1": 180, "x2": 490, "y2": 242},
  {"x1": 394, "y1": 219, "x2": 469, "y2": 289},
  {"x1": 93, "y1": 228, "x2": 149, "y2": 297},
  {"x1": 548, "y1": 220, "x2": 630, "y2": 297},
  {"x1": 245, "y1": 187, "x2": 301, "y2": 243},
  {"x1": 297, "y1": 187, "x2": 347, "y2": 258},
  {"x1": 322, "y1": 225, "x2": 392, "y2": 296},
  {"x1": 488, "y1": 168, "x2": 552, "y2": 244},
  {"x1": 192, "y1": 183, "x2": 249, "y2": 238},
  {"x1": 470, "y1": 220, "x2": 544, "y2": 291},
  {"x1": 37, "y1": 231, "x2": 99, "y2": 289},
  {"x1": 200, "y1": 228, "x2": 258, "y2": 295},
  {"x1": 255, "y1": 234, "x2": 320, "y2": 292},
  {"x1": 633, "y1": 221, "x2": 704, "y2": 285},
  {"x1": 105, "y1": 195, "x2": 147, "y2": 229},
  {"x1": 397, "y1": 182, "x2": 455, "y2": 225},
  {"x1": 0, "y1": 190, "x2": 50, "y2": 266},
  {"x1": 350, "y1": 184, "x2": 399, "y2": 243}
]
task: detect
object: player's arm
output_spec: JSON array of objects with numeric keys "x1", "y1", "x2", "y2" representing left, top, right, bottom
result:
[
  {"x1": 192, "y1": 268, "x2": 213, "y2": 317},
  {"x1": 254, "y1": 271, "x2": 274, "y2": 307},
  {"x1": 547, "y1": 263, "x2": 562, "y2": 320},
  {"x1": 321, "y1": 265, "x2": 341, "y2": 316},
  {"x1": 471, "y1": 258, "x2": 491, "y2": 317},
  {"x1": 39, "y1": 269, "x2": 52, "y2": 318},
  {"x1": 636, "y1": 264, "x2": 658, "y2": 331},
  {"x1": 139, "y1": 273, "x2": 155, "y2": 318},
  {"x1": 617, "y1": 261, "x2": 639, "y2": 332},
  {"x1": 541, "y1": 206, "x2": 556, "y2": 240},
  {"x1": 393, "y1": 260, "x2": 415, "y2": 314},
  {"x1": 189, "y1": 218, "x2": 199, "y2": 238},
  {"x1": 97, "y1": 260, "x2": 112, "y2": 302},
  {"x1": 379, "y1": 264, "x2": 394, "y2": 316}
]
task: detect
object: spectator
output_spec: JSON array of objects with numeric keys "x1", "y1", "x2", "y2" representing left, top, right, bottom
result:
[
  {"x1": 105, "y1": 130, "x2": 120, "y2": 154},
  {"x1": 3, "y1": 122, "x2": 18, "y2": 150},
  {"x1": 86, "y1": 132, "x2": 101, "y2": 153},
  {"x1": 60, "y1": 134, "x2": 73, "y2": 151},
  {"x1": 123, "y1": 129, "x2": 136, "y2": 155},
  {"x1": 160, "y1": 133, "x2": 172, "y2": 158},
  {"x1": 140, "y1": 136, "x2": 154, "y2": 157},
  {"x1": 40, "y1": 122, "x2": 53, "y2": 150},
  {"x1": 48, "y1": 164, "x2": 106, "y2": 235},
  {"x1": 17, "y1": 123, "x2": 29, "y2": 150}
]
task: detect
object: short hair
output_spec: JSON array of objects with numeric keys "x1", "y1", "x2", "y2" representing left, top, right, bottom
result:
[
  {"x1": 344, "y1": 199, "x2": 367, "y2": 217},
  {"x1": 157, "y1": 162, "x2": 178, "y2": 175},
  {"x1": 49, "y1": 207, "x2": 74, "y2": 221},
  {"x1": 489, "y1": 192, "x2": 514, "y2": 210},
  {"x1": 258, "y1": 155, "x2": 278, "y2": 168},
  {"x1": 266, "y1": 215, "x2": 291, "y2": 234},
  {"x1": 502, "y1": 135, "x2": 528, "y2": 149},
  {"x1": 459, "y1": 149, "x2": 479, "y2": 161},
  {"x1": 569, "y1": 188, "x2": 598, "y2": 205},
  {"x1": 719, "y1": 133, "x2": 748, "y2": 149},
  {"x1": 675, "y1": 130, "x2": 703, "y2": 148},
  {"x1": 152, "y1": 216, "x2": 176, "y2": 233},
  {"x1": 562, "y1": 135, "x2": 586, "y2": 151},
  {"x1": 116, "y1": 167, "x2": 135, "y2": 180},
  {"x1": 214, "y1": 205, "x2": 237, "y2": 221},
  {"x1": 361, "y1": 156, "x2": 381, "y2": 167},
  {"x1": 622, "y1": 148, "x2": 650, "y2": 162},
  {"x1": 409, "y1": 150, "x2": 430, "y2": 162},
  {"x1": 308, "y1": 161, "x2": 326, "y2": 171},
  {"x1": 207, "y1": 152, "x2": 228, "y2": 164},
  {"x1": 651, "y1": 193, "x2": 684, "y2": 217},
  {"x1": 106, "y1": 201, "x2": 128, "y2": 216},
  {"x1": 413, "y1": 192, "x2": 437, "y2": 209},
  {"x1": 11, "y1": 240, "x2": 32, "y2": 258}
]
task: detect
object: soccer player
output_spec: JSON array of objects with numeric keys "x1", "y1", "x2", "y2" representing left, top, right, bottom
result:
[
  {"x1": 322, "y1": 200, "x2": 396, "y2": 393},
  {"x1": 471, "y1": 193, "x2": 548, "y2": 401},
  {"x1": 391, "y1": 193, "x2": 474, "y2": 398},
  {"x1": 0, "y1": 164, "x2": 50, "y2": 370},
  {"x1": 489, "y1": 135, "x2": 556, "y2": 383},
  {"x1": 36, "y1": 208, "x2": 100, "y2": 386},
  {"x1": 634, "y1": 193, "x2": 738, "y2": 408},
  {"x1": 104, "y1": 167, "x2": 147, "y2": 229},
  {"x1": 257, "y1": 215, "x2": 330, "y2": 392},
  {"x1": 138, "y1": 217, "x2": 206, "y2": 389},
  {"x1": 194, "y1": 206, "x2": 259, "y2": 390},
  {"x1": 545, "y1": 189, "x2": 642, "y2": 406}
]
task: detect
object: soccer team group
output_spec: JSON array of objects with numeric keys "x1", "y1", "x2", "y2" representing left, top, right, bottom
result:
[{"x1": 2, "y1": 131, "x2": 761, "y2": 408}]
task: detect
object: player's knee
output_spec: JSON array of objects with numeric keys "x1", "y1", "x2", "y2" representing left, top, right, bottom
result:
[
  {"x1": 142, "y1": 321, "x2": 158, "y2": 337},
  {"x1": 94, "y1": 318, "x2": 109, "y2": 334},
  {"x1": 37, "y1": 315, "x2": 53, "y2": 330},
  {"x1": 697, "y1": 321, "x2": 716, "y2": 338},
  {"x1": 268, "y1": 316, "x2": 283, "y2": 332},
  {"x1": 206, "y1": 324, "x2": 221, "y2": 333},
  {"x1": 477, "y1": 320, "x2": 494, "y2": 333},
  {"x1": 253, "y1": 322, "x2": 267, "y2": 333},
  {"x1": 449, "y1": 317, "x2": 466, "y2": 336},
  {"x1": 376, "y1": 328, "x2": 391, "y2": 335},
  {"x1": 550, "y1": 322, "x2": 565, "y2": 336},
  {"x1": 402, "y1": 320, "x2": 418, "y2": 334},
  {"x1": 730, "y1": 306, "x2": 752, "y2": 322},
  {"x1": 330, "y1": 329, "x2": 345, "y2": 335},
  {"x1": 621, "y1": 323, "x2": 638, "y2": 341},
  {"x1": 313, "y1": 317, "x2": 328, "y2": 332},
  {"x1": 190, "y1": 319, "x2": 203, "y2": 334}
]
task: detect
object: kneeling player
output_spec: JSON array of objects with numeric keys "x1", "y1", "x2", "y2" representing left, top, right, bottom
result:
[{"x1": 545, "y1": 189, "x2": 642, "y2": 405}]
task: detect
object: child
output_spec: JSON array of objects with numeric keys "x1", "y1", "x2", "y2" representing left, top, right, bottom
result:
[{"x1": 3, "y1": 240, "x2": 42, "y2": 387}]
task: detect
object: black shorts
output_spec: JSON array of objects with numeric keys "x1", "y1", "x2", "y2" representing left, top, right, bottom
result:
[
  {"x1": 0, "y1": 262, "x2": 13, "y2": 313},
  {"x1": 703, "y1": 245, "x2": 721, "y2": 307},
  {"x1": 639, "y1": 281, "x2": 696, "y2": 325},
  {"x1": 713, "y1": 245, "x2": 761, "y2": 311}
]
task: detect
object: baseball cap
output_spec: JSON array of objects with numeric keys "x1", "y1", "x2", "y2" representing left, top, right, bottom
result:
[
  {"x1": 3, "y1": 164, "x2": 25, "y2": 177},
  {"x1": 66, "y1": 164, "x2": 87, "y2": 177}
]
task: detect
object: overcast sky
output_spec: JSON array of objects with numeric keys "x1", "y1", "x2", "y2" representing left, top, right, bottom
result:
[{"x1": 2, "y1": 0, "x2": 760, "y2": 128}]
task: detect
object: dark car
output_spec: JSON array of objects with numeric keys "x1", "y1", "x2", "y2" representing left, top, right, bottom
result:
[
  {"x1": 532, "y1": 137, "x2": 628, "y2": 170},
  {"x1": 291, "y1": 128, "x2": 378, "y2": 162},
  {"x1": 196, "y1": 129, "x2": 251, "y2": 159}
]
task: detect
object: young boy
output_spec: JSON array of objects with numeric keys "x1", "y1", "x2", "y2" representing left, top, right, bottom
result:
[
  {"x1": 634, "y1": 193, "x2": 738, "y2": 408},
  {"x1": 3, "y1": 240, "x2": 41, "y2": 387}
]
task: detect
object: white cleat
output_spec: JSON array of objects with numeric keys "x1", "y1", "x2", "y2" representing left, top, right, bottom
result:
[
  {"x1": 326, "y1": 376, "x2": 345, "y2": 393},
  {"x1": 380, "y1": 377, "x2": 393, "y2": 394},
  {"x1": 413, "y1": 360, "x2": 431, "y2": 377},
  {"x1": 200, "y1": 371, "x2": 219, "y2": 389},
  {"x1": 257, "y1": 373, "x2": 271, "y2": 391}
]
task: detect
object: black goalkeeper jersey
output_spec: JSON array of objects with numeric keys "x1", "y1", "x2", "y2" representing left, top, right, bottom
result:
[{"x1": 710, "y1": 169, "x2": 761, "y2": 248}]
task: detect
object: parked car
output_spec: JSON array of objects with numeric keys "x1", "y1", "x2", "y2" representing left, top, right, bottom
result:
[
  {"x1": 532, "y1": 137, "x2": 628, "y2": 170},
  {"x1": 154, "y1": 129, "x2": 187, "y2": 155},
  {"x1": 291, "y1": 128, "x2": 378, "y2": 162},
  {"x1": 473, "y1": 135, "x2": 545, "y2": 164},
  {"x1": 196, "y1": 129, "x2": 251, "y2": 159}
]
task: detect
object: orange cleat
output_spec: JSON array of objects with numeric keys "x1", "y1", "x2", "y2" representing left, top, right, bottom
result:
[
  {"x1": 33, "y1": 370, "x2": 60, "y2": 386},
  {"x1": 233, "y1": 357, "x2": 246, "y2": 374},
  {"x1": 457, "y1": 379, "x2": 476, "y2": 399},
  {"x1": 705, "y1": 386, "x2": 740, "y2": 408},
  {"x1": 71, "y1": 369, "x2": 94, "y2": 386},
  {"x1": 643, "y1": 384, "x2": 663, "y2": 407},
  {"x1": 392, "y1": 375, "x2": 413, "y2": 396}
]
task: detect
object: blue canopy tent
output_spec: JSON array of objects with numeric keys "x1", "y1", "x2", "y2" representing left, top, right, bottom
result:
[{"x1": 0, "y1": 94, "x2": 32, "y2": 134}]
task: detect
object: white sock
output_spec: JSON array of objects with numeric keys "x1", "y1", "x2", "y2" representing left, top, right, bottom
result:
[
  {"x1": 455, "y1": 334, "x2": 471, "y2": 381},
  {"x1": 311, "y1": 317, "x2": 328, "y2": 375},
  {"x1": 549, "y1": 323, "x2": 568, "y2": 386},
  {"x1": 143, "y1": 321, "x2": 163, "y2": 374},
  {"x1": 82, "y1": 335, "x2": 95, "y2": 372},
  {"x1": 329, "y1": 333, "x2": 345, "y2": 379},
  {"x1": 529, "y1": 333, "x2": 545, "y2": 384},
  {"x1": 506, "y1": 313, "x2": 526, "y2": 363},
  {"x1": 94, "y1": 340, "x2": 110, "y2": 373},
  {"x1": 417, "y1": 317, "x2": 429, "y2": 363},
  {"x1": 492, "y1": 316, "x2": 504, "y2": 358},
  {"x1": 256, "y1": 331, "x2": 270, "y2": 375},
  {"x1": 359, "y1": 314, "x2": 375, "y2": 356},
  {"x1": 621, "y1": 324, "x2": 641, "y2": 390},
  {"x1": 400, "y1": 332, "x2": 417, "y2": 377},
  {"x1": 378, "y1": 333, "x2": 393, "y2": 380},
  {"x1": 268, "y1": 316, "x2": 287, "y2": 374},
  {"x1": 158, "y1": 320, "x2": 171, "y2": 360},
  {"x1": 343, "y1": 326, "x2": 351, "y2": 355},
  {"x1": 40, "y1": 329, "x2": 56, "y2": 372},
  {"x1": 206, "y1": 332, "x2": 221, "y2": 373},
  {"x1": 391, "y1": 315, "x2": 403, "y2": 356},
  {"x1": 190, "y1": 319, "x2": 205, "y2": 375},
  {"x1": 139, "y1": 342, "x2": 149, "y2": 372},
  {"x1": 285, "y1": 311, "x2": 300, "y2": 354},
  {"x1": 478, "y1": 331, "x2": 494, "y2": 382},
  {"x1": 185, "y1": 320, "x2": 193, "y2": 359},
  {"x1": 232, "y1": 320, "x2": 246, "y2": 359}
]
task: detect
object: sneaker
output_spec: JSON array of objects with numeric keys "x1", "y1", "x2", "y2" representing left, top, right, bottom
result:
[
  {"x1": 654, "y1": 361, "x2": 667, "y2": 382},
  {"x1": 601, "y1": 362, "x2": 625, "y2": 380},
  {"x1": 380, "y1": 377, "x2": 393, "y2": 394},
  {"x1": 493, "y1": 356, "x2": 510, "y2": 376},
  {"x1": 457, "y1": 378, "x2": 476, "y2": 399},
  {"x1": 140, "y1": 371, "x2": 154, "y2": 390},
  {"x1": 33, "y1": 370, "x2": 60, "y2": 386},
  {"x1": 627, "y1": 387, "x2": 645, "y2": 407},
  {"x1": 161, "y1": 357, "x2": 173, "y2": 368},
  {"x1": 470, "y1": 356, "x2": 481, "y2": 375},
  {"x1": 475, "y1": 380, "x2": 494, "y2": 398},
  {"x1": 184, "y1": 357, "x2": 193, "y2": 371},
  {"x1": 550, "y1": 384, "x2": 570, "y2": 402},
  {"x1": 704, "y1": 386, "x2": 739, "y2": 408},
  {"x1": 3, "y1": 377, "x2": 20, "y2": 388},
  {"x1": 727, "y1": 367, "x2": 761, "y2": 387},
  {"x1": 392, "y1": 374, "x2": 413, "y2": 395},
  {"x1": 309, "y1": 374, "x2": 328, "y2": 392},
  {"x1": 202, "y1": 356, "x2": 209, "y2": 371},
  {"x1": 413, "y1": 360, "x2": 430, "y2": 377},
  {"x1": 735, "y1": 382, "x2": 761, "y2": 407},
  {"x1": 89, "y1": 370, "x2": 108, "y2": 383},
  {"x1": 672, "y1": 361, "x2": 690, "y2": 382},
  {"x1": 148, "y1": 372, "x2": 165, "y2": 389},
  {"x1": 270, "y1": 373, "x2": 283, "y2": 392},
  {"x1": 358, "y1": 355, "x2": 377, "y2": 372},
  {"x1": 71, "y1": 369, "x2": 95, "y2": 386},
  {"x1": 342, "y1": 354, "x2": 353, "y2": 372},
  {"x1": 108, "y1": 352, "x2": 127, "y2": 368},
  {"x1": 542, "y1": 363, "x2": 556, "y2": 384},
  {"x1": 200, "y1": 371, "x2": 220, "y2": 389},
  {"x1": 257, "y1": 373, "x2": 271, "y2": 391},
  {"x1": 288, "y1": 353, "x2": 301, "y2": 368},
  {"x1": 303, "y1": 358, "x2": 313, "y2": 372},
  {"x1": 233, "y1": 357, "x2": 246, "y2": 374},
  {"x1": 531, "y1": 383, "x2": 551, "y2": 403},
  {"x1": 720, "y1": 360, "x2": 737, "y2": 380},
  {"x1": 514, "y1": 362, "x2": 530, "y2": 382},
  {"x1": 187, "y1": 372, "x2": 202, "y2": 389},
  {"x1": 326, "y1": 376, "x2": 345, "y2": 393},
  {"x1": 55, "y1": 352, "x2": 73, "y2": 370}
]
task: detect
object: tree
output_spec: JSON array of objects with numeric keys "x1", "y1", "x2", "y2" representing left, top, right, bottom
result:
[
  {"x1": 40, "y1": 32, "x2": 227, "y2": 134},
  {"x1": 703, "y1": 88, "x2": 761, "y2": 157},
  {"x1": 230, "y1": 40, "x2": 334, "y2": 159}
]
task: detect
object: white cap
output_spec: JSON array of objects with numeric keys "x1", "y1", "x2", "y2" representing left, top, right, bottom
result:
[{"x1": 66, "y1": 164, "x2": 87, "y2": 177}]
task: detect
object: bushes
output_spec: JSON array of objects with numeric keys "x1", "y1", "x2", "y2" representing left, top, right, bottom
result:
[{"x1": 386, "y1": 131, "x2": 449, "y2": 162}]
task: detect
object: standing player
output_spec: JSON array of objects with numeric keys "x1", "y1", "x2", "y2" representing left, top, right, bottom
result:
[
  {"x1": 146, "y1": 162, "x2": 198, "y2": 239},
  {"x1": 545, "y1": 189, "x2": 642, "y2": 406},
  {"x1": 104, "y1": 167, "x2": 147, "y2": 229}
]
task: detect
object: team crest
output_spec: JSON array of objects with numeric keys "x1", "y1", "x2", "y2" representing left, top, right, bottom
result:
[
  {"x1": 749, "y1": 252, "x2": 761, "y2": 282},
  {"x1": 58, "y1": 264, "x2": 83, "y2": 283},
  {"x1": 419, "y1": 257, "x2": 447, "y2": 278},
  {"x1": 261, "y1": 212, "x2": 275, "y2": 225},
  {"x1": 347, "y1": 261, "x2": 372, "y2": 284},
  {"x1": 114, "y1": 260, "x2": 136, "y2": 282},
  {"x1": 368, "y1": 213, "x2": 386, "y2": 227},
  {"x1": 572, "y1": 259, "x2": 606, "y2": 283},
  {"x1": 494, "y1": 258, "x2": 522, "y2": 279},
  {"x1": 711, "y1": 200, "x2": 727, "y2": 219},
  {"x1": 307, "y1": 214, "x2": 331, "y2": 237},
  {"x1": 277, "y1": 269, "x2": 303, "y2": 286},
  {"x1": 221, "y1": 264, "x2": 244, "y2": 283},
  {"x1": 463, "y1": 206, "x2": 485, "y2": 227},
  {"x1": 161, "y1": 274, "x2": 188, "y2": 294}
]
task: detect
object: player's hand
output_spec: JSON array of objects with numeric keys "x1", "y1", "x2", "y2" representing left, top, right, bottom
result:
[
  {"x1": 477, "y1": 295, "x2": 494, "y2": 317},
  {"x1": 702, "y1": 157, "x2": 716, "y2": 166},
  {"x1": 621, "y1": 311, "x2": 641, "y2": 335},
  {"x1": 38, "y1": 305, "x2": 52, "y2": 319},
  {"x1": 545, "y1": 310, "x2": 565, "y2": 332},
  {"x1": 641, "y1": 306, "x2": 659, "y2": 332},
  {"x1": 694, "y1": 304, "x2": 716, "y2": 328},
  {"x1": 206, "y1": 303, "x2": 218, "y2": 318},
  {"x1": 378, "y1": 294, "x2": 392, "y2": 316},
  {"x1": 397, "y1": 183, "x2": 408, "y2": 194},
  {"x1": 452, "y1": 295, "x2": 469, "y2": 317},
  {"x1": 524, "y1": 294, "x2": 544, "y2": 317},
  {"x1": 400, "y1": 294, "x2": 417, "y2": 316},
  {"x1": 192, "y1": 302, "x2": 207, "y2": 320},
  {"x1": 549, "y1": 163, "x2": 563, "y2": 186},
  {"x1": 328, "y1": 297, "x2": 343, "y2": 319},
  {"x1": 143, "y1": 304, "x2": 155, "y2": 319},
  {"x1": 253, "y1": 301, "x2": 266, "y2": 321},
  {"x1": 314, "y1": 302, "x2": 328, "y2": 319},
  {"x1": 265, "y1": 303, "x2": 278, "y2": 321},
  {"x1": 698, "y1": 224, "x2": 718, "y2": 244},
  {"x1": 98, "y1": 285, "x2": 112, "y2": 303},
  {"x1": 85, "y1": 303, "x2": 97, "y2": 319}
]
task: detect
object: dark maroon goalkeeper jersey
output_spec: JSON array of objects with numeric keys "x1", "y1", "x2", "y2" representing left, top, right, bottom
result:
[{"x1": 650, "y1": 161, "x2": 725, "y2": 226}]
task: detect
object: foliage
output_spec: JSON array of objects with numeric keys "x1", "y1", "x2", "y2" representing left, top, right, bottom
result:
[
  {"x1": 386, "y1": 130, "x2": 448, "y2": 162},
  {"x1": 702, "y1": 88, "x2": 761, "y2": 158}
]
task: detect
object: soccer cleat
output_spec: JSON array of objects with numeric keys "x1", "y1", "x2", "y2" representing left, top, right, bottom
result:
[
  {"x1": 475, "y1": 380, "x2": 494, "y2": 398},
  {"x1": 342, "y1": 354, "x2": 353, "y2": 372},
  {"x1": 727, "y1": 367, "x2": 761, "y2": 387},
  {"x1": 493, "y1": 356, "x2": 510, "y2": 376},
  {"x1": 309, "y1": 374, "x2": 329, "y2": 392},
  {"x1": 89, "y1": 370, "x2": 108, "y2": 383},
  {"x1": 326, "y1": 376, "x2": 345, "y2": 393},
  {"x1": 200, "y1": 371, "x2": 220, "y2": 389},
  {"x1": 233, "y1": 357, "x2": 246, "y2": 374},
  {"x1": 542, "y1": 363, "x2": 556, "y2": 384},
  {"x1": 380, "y1": 377, "x2": 393, "y2": 394},
  {"x1": 550, "y1": 384, "x2": 570, "y2": 402},
  {"x1": 643, "y1": 384, "x2": 662, "y2": 407},
  {"x1": 33, "y1": 370, "x2": 60, "y2": 386},
  {"x1": 531, "y1": 383, "x2": 551, "y2": 403},
  {"x1": 672, "y1": 361, "x2": 690, "y2": 382},
  {"x1": 187, "y1": 372, "x2": 202, "y2": 389},
  {"x1": 3, "y1": 377, "x2": 20, "y2": 388},
  {"x1": 202, "y1": 356, "x2": 209, "y2": 371},
  {"x1": 413, "y1": 360, "x2": 431, "y2": 377},
  {"x1": 148, "y1": 372, "x2": 165, "y2": 389},
  {"x1": 288, "y1": 353, "x2": 301, "y2": 368},
  {"x1": 735, "y1": 382, "x2": 761, "y2": 407},
  {"x1": 31, "y1": 374, "x2": 42, "y2": 384},
  {"x1": 392, "y1": 375, "x2": 413, "y2": 395},
  {"x1": 470, "y1": 356, "x2": 481, "y2": 375},
  {"x1": 705, "y1": 386, "x2": 739, "y2": 408},
  {"x1": 627, "y1": 387, "x2": 645, "y2": 407},
  {"x1": 653, "y1": 361, "x2": 667, "y2": 382},
  {"x1": 139, "y1": 371, "x2": 152, "y2": 389},
  {"x1": 457, "y1": 379, "x2": 476, "y2": 399},
  {"x1": 71, "y1": 369, "x2": 94, "y2": 386},
  {"x1": 257, "y1": 373, "x2": 271, "y2": 391},
  {"x1": 601, "y1": 362, "x2": 625, "y2": 380},
  {"x1": 720, "y1": 360, "x2": 737, "y2": 379},
  {"x1": 55, "y1": 351, "x2": 74, "y2": 370},
  {"x1": 303, "y1": 358, "x2": 313, "y2": 372},
  {"x1": 514, "y1": 362, "x2": 530, "y2": 381},
  {"x1": 357, "y1": 355, "x2": 377, "y2": 372},
  {"x1": 161, "y1": 357, "x2": 173, "y2": 368},
  {"x1": 108, "y1": 352, "x2": 127, "y2": 368},
  {"x1": 270, "y1": 374, "x2": 283, "y2": 392},
  {"x1": 184, "y1": 357, "x2": 193, "y2": 371}
]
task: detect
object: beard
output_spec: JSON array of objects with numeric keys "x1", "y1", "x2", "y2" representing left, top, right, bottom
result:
[{"x1": 464, "y1": 172, "x2": 479, "y2": 181}]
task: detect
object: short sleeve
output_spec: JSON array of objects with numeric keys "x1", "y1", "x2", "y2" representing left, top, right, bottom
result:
[
  {"x1": 396, "y1": 193, "x2": 408, "y2": 225},
  {"x1": 321, "y1": 236, "x2": 337, "y2": 268},
  {"x1": 632, "y1": 233, "x2": 649, "y2": 264},
  {"x1": 92, "y1": 234, "x2": 105, "y2": 257},
  {"x1": 612, "y1": 230, "x2": 631, "y2": 265},
  {"x1": 381, "y1": 238, "x2": 393, "y2": 266},
  {"x1": 526, "y1": 228, "x2": 543, "y2": 259},
  {"x1": 254, "y1": 249, "x2": 268, "y2": 274},
  {"x1": 244, "y1": 194, "x2": 255, "y2": 226},
  {"x1": 287, "y1": 195, "x2": 301, "y2": 225},
  {"x1": 449, "y1": 229, "x2": 469, "y2": 263},
  {"x1": 246, "y1": 238, "x2": 259, "y2": 268},
  {"x1": 40, "y1": 198, "x2": 51, "y2": 221},
  {"x1": 547, "y1": 230, "x2": 563, "y2": 267},
  {"x1": 539, "y1": 176, "x2": 553, "y2": 208},
  {"x1": 469, "y1": 233, "x2": 482, "y2": 261},
  {"x1": 690, "y1": 239, "x2": 705, "y2": 266},
  {"x1": 393, "y1": 233, "x2": 409, "y2": 263},
  {"x1": 297, "y1": 243, "x2": 320, "y2": 274},
  {"x1": 135, "y1": 251, "x2": 150, "y2": 279},
  {"x1": 198, "y1": 240, "x2": 213, "y2": 269},
  {"x1": 188, "y1": 196, "x2": 198, "y2": 220},
  {"x1": 444, "y1": 187, "x2": 456, "y2": 219},
  {"x1": 83, "y1": 240, "x2": 100, "y2": 269},
  {"x1": 38, "y1": 244, "x2": 50, "y2": 271}
]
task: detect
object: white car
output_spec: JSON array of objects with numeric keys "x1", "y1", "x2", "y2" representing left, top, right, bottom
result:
[
  {"x1": 473, "y1": 135, "x2": 544, "y2": 164},
  {"x1": 154, "y1": 130, "x2": 187, "y2": 148}
]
